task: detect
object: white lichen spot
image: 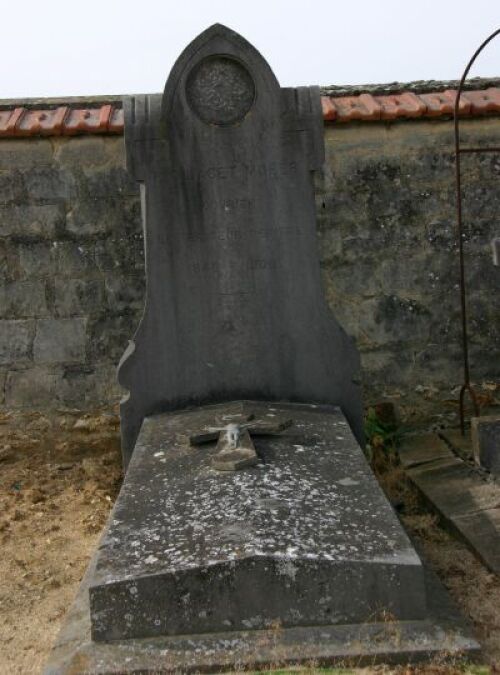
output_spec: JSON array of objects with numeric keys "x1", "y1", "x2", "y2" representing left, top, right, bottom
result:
[
  {"x1": 338, "y1": 478, "x2": 359, "y2": 487},
  {"x1": 277, "y1": 557, "x2": 297, "y2": 581}
]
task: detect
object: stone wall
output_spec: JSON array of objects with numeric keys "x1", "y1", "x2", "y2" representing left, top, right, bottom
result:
[
  {"x1": 0, "y1": 117, "x2": 498, "y2": 427},
  {"x1": 317, "y1": 117, "x2": 499, "y2": 425},
  {"x1": 0, "y1": 135, "x2": 143, "y2": 409}
]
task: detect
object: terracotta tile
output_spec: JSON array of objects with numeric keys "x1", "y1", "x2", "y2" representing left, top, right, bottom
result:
[
  {"x1": 464, "y1": 88, "x2": 500, "y2": 114},
  {"x1": 321, "y1": 96, "x2": 336, "y2": 121},
  {"x1": 0, "y1": 107, "x2": 24, "y2": 136},
  {"x1": 443, "y1": 90, "x2": 471, "y2": 115},
  {"x1": 63, "y1": 107, "x2": 109, "y2": 135},
  {"x1": 332, "y1": 95, "x2": 381, "y2": 122},
  {"x1": 15, "y1": 107, "x2": 68, "y2": 136},
  {"x1": 378, "y1": 93, "x2": 426, "y2": 120}
]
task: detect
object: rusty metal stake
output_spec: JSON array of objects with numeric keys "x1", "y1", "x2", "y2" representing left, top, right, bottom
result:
[{"x1": 454, "y1": 27, "x2": 500, "y2": 434}]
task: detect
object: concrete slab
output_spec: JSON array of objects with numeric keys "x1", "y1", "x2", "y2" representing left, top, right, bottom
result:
[
  {"x1": 398, "y1": 434, "x2": 454, "y2": 469},
  {"x1": 44, "y1": 545, "x2": 480, "y2": 674},
  {"x1": 89, "y1": 401, "x2": 425, "y2": 642},
  {"x1": 408, "y1": 460, "x2": 499, "y2": 519},
  {"x1": 403, "y1": 435, "x2": 500, "y2": 575},
  {"x1": 453, "y1": 509, "x2": 500, "y2": 573}
]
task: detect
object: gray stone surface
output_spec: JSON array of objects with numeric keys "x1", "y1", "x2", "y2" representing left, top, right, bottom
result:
[
  {"x1": 400, "y1": 440, "x2": 500, "y2": 574},
  {"x1": 89, "y1": 401, "x2": 425, "y2": 641},
  {"x1": 5, "y1": 366, "x2": 57, "y2": 406},
  {"x1": 118, "y1": 24, "x2": 363, "y2": 464},
  {"x1": 471, "y1": 415, "x2": 500, "y2": 474},
  {"x1": 0, "y1": 319, "x2": 33, "y2": 365},
  {"x1": 44, "y1": 478, "x2": 479, "y2": 672},
  {"x1": 33, "y1": 318, "x2": 86, "y2": 365},
  {"x1": 0, "y1": 203, "x2": 64, "y2": 238}
]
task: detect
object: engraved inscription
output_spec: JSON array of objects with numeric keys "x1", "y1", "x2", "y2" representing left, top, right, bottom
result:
[
  {"x1": 186, "y1": 56, "x2": 255, "y2": 126},
  {"x1": 191, "y1": 259, "x2": 279, "y2": 295},
  {"x1": 187, "y1": 225, "x2": 303, "y2": 242},
  {"x1": 201, "y1": 161, "x2": 297, "y2": 181},
  {"x1": 222, "y1": 198, "x2": 254, "y2": 212}
]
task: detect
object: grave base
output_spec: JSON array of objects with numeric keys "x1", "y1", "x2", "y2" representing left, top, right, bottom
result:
[
  {"x1": 44, "y1": 553, "x2": 479, "y2": 673},
  {"x1": 44, "y1": 402, "x2": 480, "y2": 672}
]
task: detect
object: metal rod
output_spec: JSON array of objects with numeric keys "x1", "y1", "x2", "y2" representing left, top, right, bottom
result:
[{"x1": 454, "y1": 28, "x2": 500, "y2": 434}]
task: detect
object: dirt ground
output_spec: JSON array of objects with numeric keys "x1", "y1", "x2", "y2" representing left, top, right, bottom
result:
[{"x1": 0, "y1": 410, "x2": 499, "y2": 675}]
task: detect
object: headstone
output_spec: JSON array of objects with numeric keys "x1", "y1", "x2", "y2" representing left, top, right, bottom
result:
[
  {"x1": 118, "y1": 23, "x2": 363, "y2": 466},
  {"x1": 471, "y1": 415, "x2": 500, "y2": 474}
]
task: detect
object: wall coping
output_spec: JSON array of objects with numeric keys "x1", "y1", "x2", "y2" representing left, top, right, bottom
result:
[{"x1": 1, "y1": 78, "x2": 500, "y2": 137}]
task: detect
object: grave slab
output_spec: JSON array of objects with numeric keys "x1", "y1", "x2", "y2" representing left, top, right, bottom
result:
[
  {"x1": 89, "y1": 402, "x2": 426, "y2": 641},
  {"x1": 404, "y1": 437, "x2": 500, "y2": 575},
  {"x1": 45, "y1": 404, "x2": 480, "y2": 673}
]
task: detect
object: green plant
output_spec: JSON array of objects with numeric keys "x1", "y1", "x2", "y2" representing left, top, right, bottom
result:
[{"x1": 364, "y1": 405, "x2": 404, "y2": 465}]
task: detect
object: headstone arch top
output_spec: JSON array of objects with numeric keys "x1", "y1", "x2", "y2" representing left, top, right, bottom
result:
[{"x1": 118, "y1": 24, "x2": 363, "y2": 465}]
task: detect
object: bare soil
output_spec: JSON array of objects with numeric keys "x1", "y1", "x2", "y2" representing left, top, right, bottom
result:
[
  {"x1": 0, "y1": 412, "x2": 498, "y2": 674},
  {"x1": 0, "y1": 409, "x2": 122, "y2": 675}
]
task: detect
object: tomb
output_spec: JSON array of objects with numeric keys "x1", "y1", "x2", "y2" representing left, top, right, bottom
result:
[{"x1": 45, "y1": 25, "x2": 479, "y2": 673}]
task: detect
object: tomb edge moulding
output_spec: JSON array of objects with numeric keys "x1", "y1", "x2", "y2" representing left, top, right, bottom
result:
[{"x1": 118, "y1": 24, "x2": 363, "y2": 465}]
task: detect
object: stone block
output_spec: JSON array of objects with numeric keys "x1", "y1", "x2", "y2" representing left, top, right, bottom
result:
[
  {"x1": 54, "y1": 137, "x2": 110, "y2": 168},
  {"x1": 53, "y1": 241, "x2": 96, "y2": 277},
  {"x1": 471, "y1": 415, "x2": 500, "y2": 474},
  {"x1": 5, "y1": 366, "x2": 57, "y2": 406},
  {"x1": 18, "y1": 242, "x2": 53, "y2": 278},
  {"x1": 104, "y1": 275, "x2": 144, "y2": 314},
  {"x1": 66, "y1": 196, "x2": 120, "y2": 236},
  {"x1": 57, "y1": 363, "x2": 122, "y2": 407},
  {"x1": 0, "y1": 139, "x2": 52, "y2": 170},
  {"x1": 0, "y1": 319, "x2": 33, "y2": 365},
  {"x1": 0, "y1": 240, "x2": 21, "y2": 284},
  {"x1": 0, "y1": 171, "x2": 25, "y2": 205},
  {"x1": 66, "y1": 194, "x2": 140, "y2": 239},
  {"x1": 94, "y1": 234, "x2": 144, "y2": 274},
  {"x1": 87, "y1": 314, "x2": 133, "y2": 362},
  {"x1": 0, "y1": 280, "x2": 48, "y2": 318},
  {"x1": 78, "y1": 166, "x2": 139, "y2": 199},
  {"x1": 33, "y1": 318, "x2": 86, "y2": 365},
  {"x1": 53, "y1": 278, "x2": 106, "y2": 317},
  {"x1": 0, "y1": 203, "x2": 64, "y2": 239},
  {"x1": 22, "y1": 167, "x2": 75, "y2": 201},
  {"x1": 363, "y1": 294, "x2": 431, "y2": 346}
]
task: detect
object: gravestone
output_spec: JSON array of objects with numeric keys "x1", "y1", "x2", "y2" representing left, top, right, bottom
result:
[
  {"x1": 118, "y1": 22, "x2": 363, "y2": 466},
  {"x1": 45, "y1": 25, "x2": 479, "y2": 673},
  {"x1": 472, "y1": 415, "x2": 500, "y2": 474}
]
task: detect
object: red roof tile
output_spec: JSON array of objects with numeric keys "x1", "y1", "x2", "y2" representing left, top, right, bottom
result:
[{"x1": 0, "y1": 87, "x2": 499, "y2": 137}]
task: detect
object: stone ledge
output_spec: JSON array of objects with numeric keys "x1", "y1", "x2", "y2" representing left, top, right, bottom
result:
[{"x1": 2, "y1": 79, "x2": 500, "y2": 137}]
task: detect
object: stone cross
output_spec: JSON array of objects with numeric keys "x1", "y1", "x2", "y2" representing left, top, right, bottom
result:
[{"x1": 190, "y1": 414, "x2": 292, "y2": 470}]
